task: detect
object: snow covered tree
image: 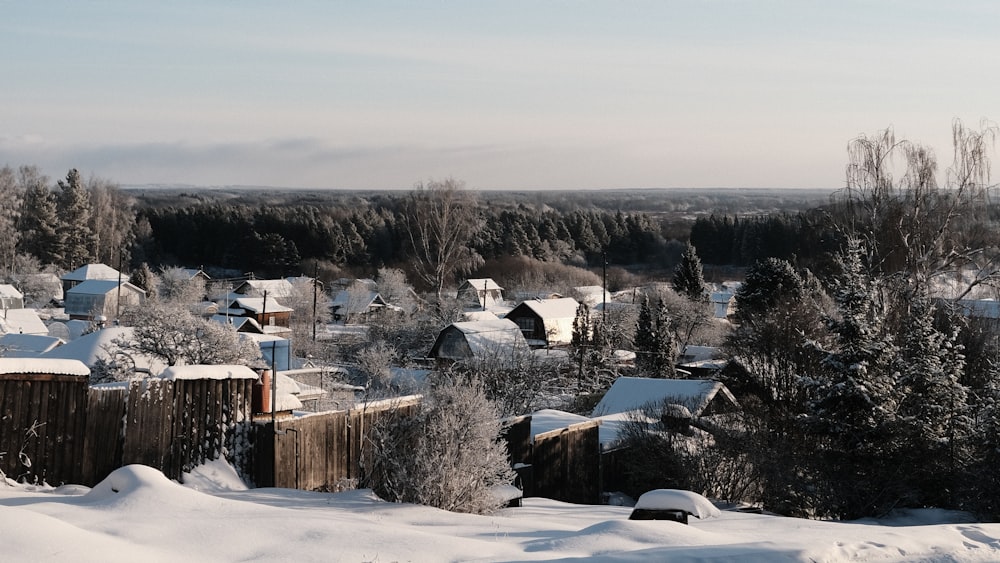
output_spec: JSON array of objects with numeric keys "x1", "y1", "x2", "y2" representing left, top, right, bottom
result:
[
  {"x1": 734, "y1": 257, "x2": 806, "y2": 324},
  {"x1": 893, "y1": 295, "x2": 970, "y2": 507},
  {"x1": 635, "y1": 294, "x2": 677, "y2": 377},
  {"x1": 364, "y1": 376, "x2": 515, "y2": 514},
  {"x1": 403, "y1": 178, "x2": 484, "y2": 302},
  {"x1": 0, "y1": 166, "x2": 24, "y2": 275},
  {"x1": 157, "y1": 266, "x2": 203, "y2": 304},
  {"x1": 129, "y1": 263, "x2": 158, "y2": 297},
  {"x1": 117, "y1": 301, "x2": 261, "y2": 367},
  {"x1": 17, "y1": 169, "x2": 61, "y2": 265},
  {"x1": 672, "y1": 242, "x2": 708, "y2": 301},
  {"x1": 56, "y1": 168, "x2": 98, "y2": 269}
]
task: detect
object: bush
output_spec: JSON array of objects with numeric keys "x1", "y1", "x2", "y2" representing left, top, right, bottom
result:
[{"x1": 363, "y1": 377, "x2": 516, "y2": 514}]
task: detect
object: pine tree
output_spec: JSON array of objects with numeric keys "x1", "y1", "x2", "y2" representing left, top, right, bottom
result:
[
  {"x1": 634, "y1": 295, "x2": 677, "y2": 377},
  {"x1": 672, "y1": 242, "x2": 708, "y2": 301},
  {"x1": 56, "y1": 169, "x2": 97, "y2": 269},
  {"x1": 18, "y1": 177, "x2": 62, "y2": 265},
  {"x1": 129, "y1": 262, "x2": 157, "y2": 296}
]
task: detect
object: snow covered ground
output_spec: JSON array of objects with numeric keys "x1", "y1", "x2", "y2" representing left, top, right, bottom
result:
[{"x1": 2, "y1": 462, "x2": 1000, "y2": 562}]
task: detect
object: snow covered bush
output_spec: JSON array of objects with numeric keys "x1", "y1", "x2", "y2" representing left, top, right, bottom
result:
[{"x1": 362, "y1": 376, "x2": 516, "y2": 514}]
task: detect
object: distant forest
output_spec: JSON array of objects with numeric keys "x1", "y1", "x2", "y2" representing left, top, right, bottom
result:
[{"x1": 130, "y1": 187, "x2": 833, "y2": 286}]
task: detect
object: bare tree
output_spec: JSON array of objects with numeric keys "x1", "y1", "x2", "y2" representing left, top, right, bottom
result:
[
  {"x1": 403, "y1": 179, "x2": 484, "y2": 303},
  {"x1": 117, "y1": 301, "x2": 261, "y2": 367},
  {"x1": 87, "y1": 176, "x2": 136, "y2": 266}
]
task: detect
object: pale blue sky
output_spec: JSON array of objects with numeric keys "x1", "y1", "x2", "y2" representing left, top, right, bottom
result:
[{"x1": 2, "y1": 1, "x2": 998, "y2": 190}]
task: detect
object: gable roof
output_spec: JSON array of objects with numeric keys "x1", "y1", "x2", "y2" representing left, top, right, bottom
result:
[
  {"x1": 62, "y1": 263, "x2": 121, "y2": 282},
  {"x1": 0, "y1": 309, "x2": 49, "y2": 336},
  {"x1": 233, "y1": 279, "x2": 295, "y2": 298},
  {"x1": 40, "y1": 326, "x2": 168, "y2": 374},
  {"x1": 515, "y1": 297, "x2": 581, "y2": 320},
  {"x1": 66, "y1": 279, "x2": 145, "y2": 297},
  {"x1": 591, "y1": 377, "x2": 739, "y2": 418},
  {"x1": 222, "y1": 296, "x2": 293, "y2": 314},
  {"x1": 0, "y1": 333, "x2": 64, "y2": 357},
  {"x1": 331, "y1": 289, "x2": 388, "y2": 315},
  {"x1": 0, "y1": 284, "x2": 24, "y2": 299},
  {"x1": 459, "y1": 278, "x2": 503, "y2": 291}
]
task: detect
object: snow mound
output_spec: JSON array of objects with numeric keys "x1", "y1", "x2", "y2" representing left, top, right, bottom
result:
[
  {"x1": 181, "y1": 458, "x2": 248, "y2": 493},
  {"x1": 523, "y1": 518, "x2": 721, "y2": 555},
  {"x1": 634, "y1": 489, "x2": 721, "y2": 519},
  {"x1": 84, "y1": 465, "x2": 210, "y2": 509}
]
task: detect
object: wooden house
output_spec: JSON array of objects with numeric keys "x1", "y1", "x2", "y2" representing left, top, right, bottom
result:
[
  {"x1": 428, "y1": 319, "x2": 528, "y2": 362},
  {"x1": 331, "y1": 288, "x2": 394, "y2": 323},
  {"x1": 233, "y1": 279, "x2": 296, "y2": 300},
  {"x1": 61, "y1": 263, "x2": 121, "y2": 295},
  {"x1": 219, "y1": 296, "x2": 293, "y2": 332},
  {"x1": 504, "y1": 297, "x2": 581, "y2": 347},
  {"x1": 64, "y1": 280, "x2": 146, "y2": 322},
  {"x1": 457, "y1": 278, "x2": 504, "y2": 309}
]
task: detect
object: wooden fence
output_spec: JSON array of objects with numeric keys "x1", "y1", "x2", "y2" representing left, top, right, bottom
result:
[
  {"x1": 253, "y1": 397, "x2": 421, "y2": 490},
  {"x1": 1, "y1": 375, "x2": 254, "y2": 486},
  {"x1": 3, "y1": 373, "x2": 607, "y2": 505}
]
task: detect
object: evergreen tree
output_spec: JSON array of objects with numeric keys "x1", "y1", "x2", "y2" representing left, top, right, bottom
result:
[
  {"x1": 129, "y1": 262, "x2": 157, "y2": 297},
  {"x1": 18, "y1": 175, "x2": 61, "y2": 265},
  {"x1": 672, "y1": 242, "x2": 708, "y2": 301},
  {"x1": 634, "y1": 294, "x2": 677, "y2": 377},
  {"x1": 56, "y1": 169, "x2": 97, "y2": 269}
]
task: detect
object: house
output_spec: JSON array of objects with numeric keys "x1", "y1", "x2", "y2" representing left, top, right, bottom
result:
[
  {"x1": 503, "y1": 297, "x2": 581, "y2": 347},
  {"x1": 61, "y1": 263, "x2": 121, "y2": 295},
  {"x1": 210, "y1": 314, "x2": 265, "y2": 334},
  {"x1": 179, "y1": 268, "x2": 212, "y2": 281},
  {"x1": 331, "y1": 288, "x2": 394, "y2": 323},
  {"x1": 428, "y1": 319, "x2": 528, "y2": 362},
  {"x1": 219, "y1": 295, "x2": 293, "y2": 332},
  {"x1": 64, "y1": 280, "x2": 146, "y2": 322},
  {"x1": 233, "y1": 279, "x2": 296, "y2": 299},
  {"x1": 0, "y1": 284, "x2": 25, "y2": 310},
  {"x1": 591, "y1": 377, "x2": 740, "y2": 423},
  {"x1": 457, "y1": 278, "x2": 504, "y2": 309},
  {"x1": 710, "y1": 282, "x2": 742, "y2": 319}
]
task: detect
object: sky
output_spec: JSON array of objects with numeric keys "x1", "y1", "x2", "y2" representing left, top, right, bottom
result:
[
  {"x1": 2, "y1": 461, "x2": 999, "y2": 561},
  {"x1": 2, "y1": 1, "x2": 999, "y2": 191}
]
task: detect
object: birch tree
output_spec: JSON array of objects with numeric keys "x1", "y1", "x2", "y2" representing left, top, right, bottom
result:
[{"x1": 403, "y1": 179, "x2": 483, "y2": 302}]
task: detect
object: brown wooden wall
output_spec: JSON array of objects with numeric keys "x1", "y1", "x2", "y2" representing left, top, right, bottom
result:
[
  {"x1": 0, "y1": 375, "x2": 254, "y2": 486},
  {"x1": 0, "y1": 373, "x2": 90, "y2": 485},
  {"x1": 530, "y1": 420, "x2": 602, "y2": 505},
  {"x1": 254, "y1": 397, "x2": 421, "y2": 491}
]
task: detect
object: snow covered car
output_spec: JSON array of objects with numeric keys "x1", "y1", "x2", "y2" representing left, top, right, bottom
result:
[{"x1": 628, "y1": 489, "x2": 721, "y2": 524}]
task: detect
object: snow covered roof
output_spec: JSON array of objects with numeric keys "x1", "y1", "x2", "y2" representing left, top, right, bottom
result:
[
  {"x1": 516, "y1": 297, "x2": 580, "y2": 320},
  {"x1": 66, "y1": 279, "x2": 145, "y2": 296},
  {"x1": 160, "y1": 365, "x2": 260, "y2": 380},
  {"x1": 591, "y1": 377, "x2": 739, "y2": 418},
  {"x1": 62, "y1": 263, "x2": 121, "y2": 282},
  {"x1": 460, "y1": 278, "x2": 503, "y2": 291},
  {"x1": 0, "y1": 333, "x2": 64, "y2": 356},
  {"x1": 227, "y1": 297, "x2": 293, "y2": 314},
  {"x1": 210, "y1": 315, "x2": 264, "y2": 333},
  {"x1": 462, "y1": 310, "x2": 500, "y2": 322},
  {"x1": 573, "y1": 286, "x2": 612, "y2": 307},
  {"x1": 0, "y1": 357, "x2": 90, "y2": 376},
  {"x1": 40, "y1": 326, "x2": 168, "y2": 374},
  {"x1": 234, "y1": 279, "x2": 295, "y2": 298},
  {"x1": 331, "y1": 290, "x2": 387, "y2": 315},
  {"x1": 449, "y1": 319, "x2": 527, "y2": 357},
  {"x1": 0, "y1": 309, "x2": 49, "y2": 336},
  {"x1": 0, "y1": 284, "x2": 24, "y2": 299}
]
